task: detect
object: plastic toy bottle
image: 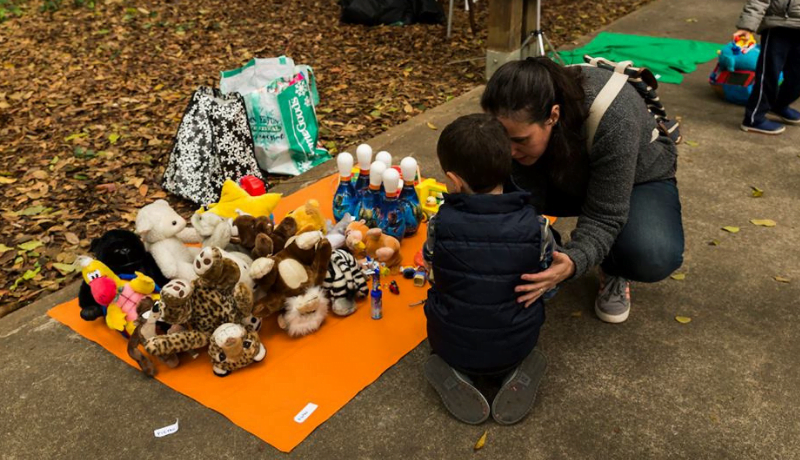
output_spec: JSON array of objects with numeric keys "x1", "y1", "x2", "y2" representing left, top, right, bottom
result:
[
  {"x1": 398, "y1": 157, "x2": 423, "y2": 237},
  {"x1": 333, "y1": 152, "x2": 358, "y2": 222},
  {"x1": 378, "y1": 168, "x2": 406, "y2": 241},
  {"x1": 375, "y1": 151, "x2": 392, "y2": 168},
  {"x1": 371, "y1": 287, "x2": 383, "y2": 320},
  {"x1": 354, "y1": 144, "x2": 373, "y2": 196},
  {"x1": 357, "y1": 161, "x2": 387, "y2": 228}
]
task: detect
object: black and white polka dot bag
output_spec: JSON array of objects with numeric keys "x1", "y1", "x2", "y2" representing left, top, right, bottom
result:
[{"x1": 162, "y1": 86, "x2": 265, "y2": 205}]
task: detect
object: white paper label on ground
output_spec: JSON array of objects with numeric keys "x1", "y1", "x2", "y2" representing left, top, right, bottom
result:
[
  {"x1": 294, "y1": 403, "x2": 318, "y2": 423},
  {"x1": 154, "y1": 419, "x2": 179, "y2": 438}
]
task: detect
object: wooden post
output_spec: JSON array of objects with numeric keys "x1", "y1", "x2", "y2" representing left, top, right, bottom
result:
[{"x1": 485, "y1": 0, "x2": 539, "y2": 79}]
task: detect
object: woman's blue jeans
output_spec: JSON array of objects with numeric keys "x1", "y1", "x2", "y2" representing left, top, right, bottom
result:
[{"x1": 551, "y1": 180, "x2": 684, "y2": 283}]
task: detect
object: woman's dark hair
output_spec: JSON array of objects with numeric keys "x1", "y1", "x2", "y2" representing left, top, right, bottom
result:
[
  {"x1": 481, "y1": 57, "x2": 589, "y2": 190},
  {"x1": 436, "y1": 113, "x2": 512, "y2": 194}
]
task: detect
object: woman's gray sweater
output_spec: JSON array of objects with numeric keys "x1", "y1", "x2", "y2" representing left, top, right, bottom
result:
[{"x1": 511, "y1": 66, "x2": 679, "y2": 279}]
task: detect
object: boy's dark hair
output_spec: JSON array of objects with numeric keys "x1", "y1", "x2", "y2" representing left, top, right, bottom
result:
[{"x1": 436, "y1": 113, "x2": 512, "y2": 194}]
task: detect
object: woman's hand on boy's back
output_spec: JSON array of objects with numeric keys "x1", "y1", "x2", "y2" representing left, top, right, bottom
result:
[{"x1": 516, "y1": 252, "x2": 576, "y2": 308}]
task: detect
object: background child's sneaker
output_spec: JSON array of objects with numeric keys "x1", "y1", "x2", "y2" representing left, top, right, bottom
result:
[
  {"x1": 741, "y1": 119, "x2": 786, "y2": 134},
  {"x1": 491, "y1": 348, "x2": 547, "y2": 425},
  {"x1": 770, "y1": 107, "x2": 800, "y2": 125},
  {"x1": 424, "y1": 354, "x2": 490, "y2": 425}
]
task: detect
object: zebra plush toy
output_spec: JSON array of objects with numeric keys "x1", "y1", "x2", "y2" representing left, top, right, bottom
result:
[{"x1": 323, "y1": 249, "x2": 369, "y2": 316}]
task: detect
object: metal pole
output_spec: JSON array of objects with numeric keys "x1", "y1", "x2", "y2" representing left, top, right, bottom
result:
[
  {"x1": 447, "y1": 0, "x2": 455, "y2": 38},
  {"x1": 536, "y1": 0, "x2": 545, "y2": 56}
]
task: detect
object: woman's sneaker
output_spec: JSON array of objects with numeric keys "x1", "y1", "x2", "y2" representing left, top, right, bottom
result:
[
  {"x1": 770, "y1": 107, "x2": 800, "y2": 125},
  {"x1": 740, "y1": 119, "x2": 786, "y2": 134},
  {"x1": 424, "y1": 355, "x2": 490, "y2": 424},
  {"x1": 595, "y1": 272, "x2": 631, "y2": 323},
  {"x1": 491, "y1": 348, "x2": 547, "y2": 425}
]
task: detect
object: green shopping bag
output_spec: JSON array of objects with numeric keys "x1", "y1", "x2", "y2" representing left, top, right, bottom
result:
[{"x1": 276, "y1": 74, "x2": 330, "y2": 174}]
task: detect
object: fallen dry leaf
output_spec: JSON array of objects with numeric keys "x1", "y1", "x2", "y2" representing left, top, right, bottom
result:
[
  {"x1": 426, "y1": 122, "x2": 438, "y2": 130},
  {"x1": 675, "y1": 316, "x2": 692, "y2": 324},
  {"x1": 670, "y1": 273, "x2": 686, "y2": 280},
  {"x1": 18, "y1": 240, "x2": 43, "y2": 251},
  {"x1": 774, "y1": 276, "x2": 791, "y2": 283},
  {"x1": 571, "y1": 311, "x2": 582, "y2": 318},
  {"x1": 0, "y1": 177, "x2": 17, "y2": 184},
  {"x1": 51, "y1": 263, "x2": 76, "y2": 275},
  {"x1": 64, "y1": 232, "x2": 80, "y2": 245},
  {"x1": 684, "y1": 140, "x2": 699, "y2": 147},
  {"x1": 722, "y1": 226, "x2": 740, "y2": 233},
  {"x1": 474, "y1": 430, "x2": 488, "y2": 451},
  {"x1": 708, "y1": 240, "x2": 720, "y2": 246},
  {"x1": 750, "y1": 186, "x2": 763, "y2": 198},
  {"x1": 0, "y1": 244, "x2": 13, "y2": 254},
  {"x1": 750, "y1": 219, "x2": 776, "y2": 227}
]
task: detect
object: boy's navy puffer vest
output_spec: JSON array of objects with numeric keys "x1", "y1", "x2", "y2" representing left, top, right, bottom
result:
[{"x1": 424, "y1": 191, "x2": 545, "y2": 374}]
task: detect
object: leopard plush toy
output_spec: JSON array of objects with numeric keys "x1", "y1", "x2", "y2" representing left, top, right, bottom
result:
[
  {"x1": 140, "y1": 246, "x2": 262, "y2": 374},
  {"x1": 208, "y1": 323, "x2": 266, "y2": 377}
]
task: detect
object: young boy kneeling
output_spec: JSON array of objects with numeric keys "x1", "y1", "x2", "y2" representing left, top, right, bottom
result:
[{"x1": 423, "y1": 113, "x2": 556, "y2": 425}]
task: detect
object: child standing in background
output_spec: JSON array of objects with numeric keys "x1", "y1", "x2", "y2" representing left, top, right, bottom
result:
[{"x1": 737, "y1": 0, "x2": 800, "y2": 134}]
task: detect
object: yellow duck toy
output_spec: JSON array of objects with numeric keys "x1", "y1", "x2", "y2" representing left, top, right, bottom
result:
[{"x1": 196, "y1": 179, "x2": 281, "y2": 220}]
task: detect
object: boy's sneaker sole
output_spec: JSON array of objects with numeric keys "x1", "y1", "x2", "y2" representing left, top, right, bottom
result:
[
  {"x1": 491, "y1": 348, "x2": 547, "y2": 425},
  {"x1": 767, "y1": 114, "x2": 800, "y2": 126},
  {"x1": 424, "y1": 355, "x2": 490, "y2": 425},
  {"x1": 740, "y1": 124, "x2": 786, "y2": 134},
  {"x1": 594, "y1": 303, "x2": 630, "y2": 323}
]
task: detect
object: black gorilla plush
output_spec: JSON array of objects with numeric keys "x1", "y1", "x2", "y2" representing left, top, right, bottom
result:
[{"x1": 78, "y1": 230, "x2": 169, "y2": 321}]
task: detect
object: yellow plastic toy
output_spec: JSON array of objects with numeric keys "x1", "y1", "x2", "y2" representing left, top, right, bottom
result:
[
  {"x1": 286, "y1": 199, "x2": 327, "y2": 235},
  {"x1": 415, "y1": 178, "x2": 448, "y2": 217},
  {"x1": 196, "y1": 179, "x2": 281, "y2": 220}
]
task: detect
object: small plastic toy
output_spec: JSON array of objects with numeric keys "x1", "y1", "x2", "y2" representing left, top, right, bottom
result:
[
  {"x1": 196, "y1": 179, "x2": 281, "y2": 220},
  {"x1": 414, "y1": 269, "x2": 428, "y2": 287},
  {"x1": 401, "y1": 267, "x2": 416, "y2": 279},
  {"x1": 240, "y1": 175, "x2": 267, "y2": 196},
  {"x1": 371, "y1": 288, "x2": 383, "y2": 320},
  {"x1": 415, "y1": 178, "x2": 447, "y2": 217},
  {"x1": 389, "y1": 280, "x2": 400, "y2": 295}
]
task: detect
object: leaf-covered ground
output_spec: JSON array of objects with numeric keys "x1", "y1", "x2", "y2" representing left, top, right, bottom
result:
[{"x1": 0, "y1": 0, "x2": 652, "y2": 317}]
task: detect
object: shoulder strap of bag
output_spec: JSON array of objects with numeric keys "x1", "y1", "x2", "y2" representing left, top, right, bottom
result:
[{"x1": 585, "y1": 57, "x2": 633, "y2": 152}]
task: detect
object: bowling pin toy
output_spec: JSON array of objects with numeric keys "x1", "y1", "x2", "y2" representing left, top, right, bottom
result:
[
  {"x1": 378, "y1": 168, "x2": 405, "y2": 241},
  {"x1": 398, "y1": 157, "x2": 423, "y2": 236},
  {"x1": 375, "y1": 151, "x2": 392, "y2": 168},
  {"x1": 333, "y1": 152, "x2": 358, "y2": 222},
  {"x1": 358, "y1": 161, "x2": 387, "y2": 228},
  {"x1": 354, "y1": 144, "x2": 373, "y2": 196}
]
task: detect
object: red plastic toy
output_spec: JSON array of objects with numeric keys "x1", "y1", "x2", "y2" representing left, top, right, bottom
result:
[{"x1": 240, "y1": 175, "x2": 267, "y2": 196}]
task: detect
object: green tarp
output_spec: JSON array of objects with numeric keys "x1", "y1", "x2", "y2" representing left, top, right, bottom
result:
[{"x1": 558, "y1": 32, "x2": 724, "y2": 84}]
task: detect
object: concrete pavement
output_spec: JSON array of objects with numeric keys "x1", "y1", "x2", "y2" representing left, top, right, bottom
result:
[{"x1": 2, "y1": 0, "x2": 800, "y2": 458}]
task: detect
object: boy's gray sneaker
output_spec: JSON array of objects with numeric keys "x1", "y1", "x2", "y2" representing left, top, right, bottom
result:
[
  {"x1": 595, "y1": 272, "x2": 631, "y2": 323},
  {"x1": 424, "y1": 354, "x2": 490, "y2": 425},
  {"x1": 491, "y1": 348, "x2": 547, "y2": 425}
]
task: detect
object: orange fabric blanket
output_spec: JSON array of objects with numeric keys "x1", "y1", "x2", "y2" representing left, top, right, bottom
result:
[{"x1": 47, "y1": 174, "x2": 429, "y2": 452}]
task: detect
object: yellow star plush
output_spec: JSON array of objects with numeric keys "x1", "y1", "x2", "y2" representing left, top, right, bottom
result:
[{"x1": 196, "y1": 179, "x2": 281, "y2": 220}]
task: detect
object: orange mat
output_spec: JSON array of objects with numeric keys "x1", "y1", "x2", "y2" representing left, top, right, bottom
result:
[{"x1": 47, "y1": 174, "x2": 429, "y2": 452}]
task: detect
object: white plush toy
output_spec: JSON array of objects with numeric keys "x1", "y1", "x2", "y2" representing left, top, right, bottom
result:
[
  {"x1": 191, "y1": 211, "x2": 255, "y2": 290},
  {"x1": 135, "y1": 200, "x2": 202, "y2": 281}
]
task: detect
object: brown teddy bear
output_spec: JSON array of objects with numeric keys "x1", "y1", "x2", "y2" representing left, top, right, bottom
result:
[
  {"x1": 249, "y1": 231, "x2": 333, "y2": 336},
  {"x1": 234, "y1": 215, "x2": 297, "y2": 259}
]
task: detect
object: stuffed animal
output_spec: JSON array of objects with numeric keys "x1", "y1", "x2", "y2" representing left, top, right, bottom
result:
[
  {"x1": 127, "y1": 297, "x2": 182, "y2": 377},
  {"x1": 77, "y1": 256, "x2": 158, "y2": 335},
  {"x1": 286, "y1": 199, "x2": 327, "y2": 235},
  {"x1": 139, "y1": 247, "x2": 257, "y2": 374},
  {"x1": 345, "y1": 219, "x2": 370, "y2": 260},
  {"x1": 323, "y1": 249, "x2": 368, "y2": 316},
  {"x1": 325, "y1": 214, "x2": 354, "y2": 250},
  {"x1": 196, "y1": 179, "x2": 281, "y2": 220},
  {"x1": 234, "y1": 215, "x2": 297, "y2": 259},
  {"x1": 364, "y1": 228, "x2": 403, "y2": 273},
  {"x1": 249, "y1": 231, "x2": 333, "y2": 336},
  {"x1": 78, "y1": 229, "x2": 168, "y2": 321},
  {"x1": 208, "y1": 323, "x2": 266, "y2": 377},
  {"x1": 136, "y1": 200, "x2": 202, "y2": 281}
]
